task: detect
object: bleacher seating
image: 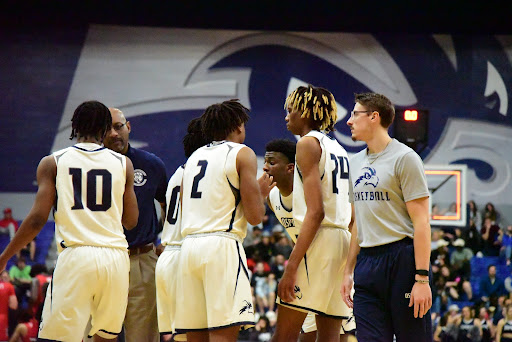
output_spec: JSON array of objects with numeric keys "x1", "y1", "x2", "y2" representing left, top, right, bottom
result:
[
  {"x1": 3, "y1": 221, "x2": 55, "y2": 271},
  {"x1": 469, "y1": 256, "x2": 510, "y2": 299}
]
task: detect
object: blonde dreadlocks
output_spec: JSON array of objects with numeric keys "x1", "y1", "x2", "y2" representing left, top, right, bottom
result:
[{"x1": 284, "y1": 85, "x2": 337, "y2": 132}]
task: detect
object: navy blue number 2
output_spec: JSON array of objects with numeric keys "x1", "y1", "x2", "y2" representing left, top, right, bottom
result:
[
  {"x1": 166, "y1": 186, "x2": 180, "y2": 224},
  {"x1": 191, "y1": 160, "x2": 208, "y2": 198},
  {"x1": 69, "y1": 168, "x2": 112, "y2": 211},
  {"x1": 330, "y1": 154, "x2": 349, "y2": 194}
]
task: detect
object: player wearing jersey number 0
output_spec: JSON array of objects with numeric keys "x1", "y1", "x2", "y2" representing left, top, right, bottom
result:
[{"x1": 156, "y1": 117, "x2": 210, "y2": 341}]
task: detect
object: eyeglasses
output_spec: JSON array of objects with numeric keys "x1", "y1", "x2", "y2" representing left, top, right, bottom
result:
[
  {"x1": 349, "y1": 110, "x2": 373, "y2": 119},
  {"x1": 112, "y1": 122, "x2": 127, "y2": 131}
]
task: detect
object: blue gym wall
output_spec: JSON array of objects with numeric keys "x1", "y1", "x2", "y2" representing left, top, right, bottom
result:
[{"x1": 1, "y1": 26, "x2": 511, "y2": 223}]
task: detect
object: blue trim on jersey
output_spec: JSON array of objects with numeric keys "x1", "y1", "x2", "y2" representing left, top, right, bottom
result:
[
  {"x1": 208, "y1": 140, "x2": 227, "y2": 147},
  {"x1": 226, "y1": 177, "x2": 241, "y2": 232},
  {"x1": 297, "y1": 166, "x2": 303, "y2": 182},
  {"x1": 279, "y1": 193, "x2": 292, "y2": 212},
  {"x1": 72, "y1": 145, "x2": 105, "y2": 152},
  {"x1": 99, "y1": 329, "x2": 121, "y2": 336},
  {"x1": 304, "y1": 253, "x2": 310, "y2": 285},
  {"x1": 278, "y1": 300, "x2": 349, "y2": 320},
  {"x1": 175, "y1": 321, "x2": 255, "y2": 334},
  {"x1": 234, "y1": 241, "x2": 250, "y2": 297},
  {"x1": 54, "y1": 150, "x2": 68, "y2": 164}
]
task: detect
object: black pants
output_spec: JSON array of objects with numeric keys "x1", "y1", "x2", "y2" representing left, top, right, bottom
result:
[{"x1": 353, "y1": 238, "x2": 433, "y2": 342}]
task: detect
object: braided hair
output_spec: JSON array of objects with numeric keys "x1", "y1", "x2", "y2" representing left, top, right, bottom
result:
[
  {"x1": 69, "y1": 101, "x2": 112, "y2": 141},
  {"x1": 201, "y1": 99, "x2": 250, "y2": 141},
  {"x1": 284, "y1": 85, "x2": 337, "y2": 132},
  {"x1": 183, "y1": 117, "x2": 210, "y2": 157}
]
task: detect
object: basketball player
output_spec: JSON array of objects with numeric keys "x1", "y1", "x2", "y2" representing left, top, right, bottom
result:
[
  {"x1": 496, "y1": 304, "x2": 512, "y2": 342},
  {"x1": 271, "y1": 85, "x2": 352, "y2": 342},
  {"x1": 0, "y1": 100, "x2": 138, "y2": 342},
  {"x1": 341, "y1": 92, "x2": 432, "y2": 341},
  {"x1": 175, "y1": 99, "x2": 274, "y2": 342},
  {"x1": 264, "y1": 138, "x2": 356, "y2": 342},
  {"x1": 156, "y1": 117, "x2": 209, "y2": 341}
]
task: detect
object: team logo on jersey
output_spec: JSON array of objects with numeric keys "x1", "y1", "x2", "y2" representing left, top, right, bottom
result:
[
  {"x1": 133, "y1": 169, "x2": 147, "y2": 186},
  {"x1": 354, "y1": 167, "x2": 379, "y2": 188},
  {"x1": 239, "y1": 300, "x2": 253, "y2": 314},
  {"x1": 280, "y1": 217, "x2": 294, "y2": 229},
  {"x1": 294, "y1": 285, "x2": 303, "y2": 300}
]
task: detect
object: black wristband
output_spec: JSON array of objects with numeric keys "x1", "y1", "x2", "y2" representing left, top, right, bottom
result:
[{"x1": 416, "y1": 269, "x2": 429, "y2": 276}]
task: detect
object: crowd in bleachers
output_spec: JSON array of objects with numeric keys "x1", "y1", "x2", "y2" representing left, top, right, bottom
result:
[
  {"x1": 0, "y1": 208, "x2": 54, "y2": 342},
  {"x1": 431, "y1": 201, "x2": 512, "y2": 341}
]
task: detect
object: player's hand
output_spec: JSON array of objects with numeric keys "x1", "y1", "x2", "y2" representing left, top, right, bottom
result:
[
  {"x1": 409, "y1": 281, "x2": 432, "y2": 318},
  {"x1": 258, "y1": 173, "x2": 276, "y2": 198},
  {"x1": 278, "y1": 267, "x2": 297, "y2": 303},
  {"x1": 155, "y1": 244, "x2": 165, "y2": 256},
  {"x1": 340, "y1": 273, "x2": 354, "y2": 308}
]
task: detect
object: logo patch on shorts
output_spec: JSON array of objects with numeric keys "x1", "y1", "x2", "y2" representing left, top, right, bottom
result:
[
  {"x1": 133, "y1": 169, "x2": 147, "y2": 186},
  {"x1": 294, "y1": 285, "x2": 303, "y2": 300},
  {"x1": 239, "y1": 300, "x2": 253, "y2": 314},
  {"x1": 405, "y1": 292, "x2": 411, "y2": 299}
]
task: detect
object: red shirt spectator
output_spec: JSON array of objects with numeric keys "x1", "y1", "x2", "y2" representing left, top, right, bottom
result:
[
  {"x1": 0, "y1": 208, "x2": 19, "y2": 233},
  {"x1": 0, "y1": 270, "x2": 18, "y2": 341},
  {"x1": 9, "y1": 310, "x2": 38, "y2": 342}
]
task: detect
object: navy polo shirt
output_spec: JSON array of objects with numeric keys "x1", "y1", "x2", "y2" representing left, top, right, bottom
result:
[{"x1": 125, "y1": 145, "x2": 167, "y2": 248}]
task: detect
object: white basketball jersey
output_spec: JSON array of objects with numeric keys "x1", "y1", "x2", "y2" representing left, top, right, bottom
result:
[
  {"x1": 268, "y1": 187, "x2": 299, "y2": 243},
  {"x1": 293, "y1": 131, "x2": 351, "y2": 230},
  {"x1": 160, "y1": 165, "x2": 184, "y2": 246},
  {"x1": 181, "y1": 141, "x2": 248, "y2": 239},
  {"x1": 53, "y1": 143, "x2": 128, "y2": 251}
]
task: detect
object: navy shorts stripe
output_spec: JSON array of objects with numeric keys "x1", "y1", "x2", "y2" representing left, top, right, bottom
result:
[
  {"x1": 175, "y1": 320, "x2": 255, "y2": 334},
  {"x1": 277, "y1": 300, "x2": 348, "y2": 320}
]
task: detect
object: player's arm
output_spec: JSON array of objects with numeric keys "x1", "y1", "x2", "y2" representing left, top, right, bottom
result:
[
  {"x1": 237, "y1": 147, "x2": 267, "y2": 226},
  {"x1": 278, "y1": 137, "x2": 324, "y2": 302},
  {"x1": 406, "y1": 195, "x2": 432, "y2": 318},
  {"x1": 122, "y1": 157, "x2": 139, "y2": 229},
  {"x1": 341, "y1": 203, "x2": 360, "y2": 308},
  {"x1": 0, "y1": 156, "x2": 56, "y2": 272},
  {"x1": 8, "y1": 323, "x2": 28, "y2": 342}
]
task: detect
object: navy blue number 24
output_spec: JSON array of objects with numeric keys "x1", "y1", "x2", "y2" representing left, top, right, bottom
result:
[
  {"x1": 69, "y1": 168, "x2": 112, "y2": 211},
  {"x1": 191, "y1": 160, "x2": 208, "y2": 198},
  {"x1": 330, "y1": 154, "x2": 349, "y2": 194}
]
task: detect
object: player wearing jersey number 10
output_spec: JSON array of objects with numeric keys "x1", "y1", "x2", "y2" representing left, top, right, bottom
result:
[{"x1": 0, "y1": 101, "x2": 138, "y2": 342}]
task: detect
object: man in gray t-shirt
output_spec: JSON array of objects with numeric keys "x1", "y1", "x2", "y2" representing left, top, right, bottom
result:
[{"x1": 340, "y1": 93, "x2": 433, "y2": 342}]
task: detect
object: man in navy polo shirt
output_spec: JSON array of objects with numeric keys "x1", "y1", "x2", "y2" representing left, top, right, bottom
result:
[{"x1": 103, "y1": 107, "x2": 167, "y2": 342}]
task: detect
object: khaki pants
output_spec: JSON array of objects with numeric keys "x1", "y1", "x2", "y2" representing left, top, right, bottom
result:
[{"x1": 125, "y1": 250, "x2": 159, "y2": 342}]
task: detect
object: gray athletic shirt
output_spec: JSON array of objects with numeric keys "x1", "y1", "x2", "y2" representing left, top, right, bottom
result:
[{"x1": 348, "y1": 139, "x2": 430, "y2": 247}]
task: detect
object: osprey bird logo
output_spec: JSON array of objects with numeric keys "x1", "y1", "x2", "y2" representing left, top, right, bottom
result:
[
  {"x1": 294, "y1": 285, "x2": 303, "y2": 300},
  {"x1": 239, "y1": 300, "x2": 253, "y2": 314},
  {"x1": 354, "y1": 167, "x2": 379, "y2": 188}
]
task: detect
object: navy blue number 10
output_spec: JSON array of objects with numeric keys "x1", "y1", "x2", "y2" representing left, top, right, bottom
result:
[{"x1": 69, "y1": 168, "x2": 112, "y2": 211}]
